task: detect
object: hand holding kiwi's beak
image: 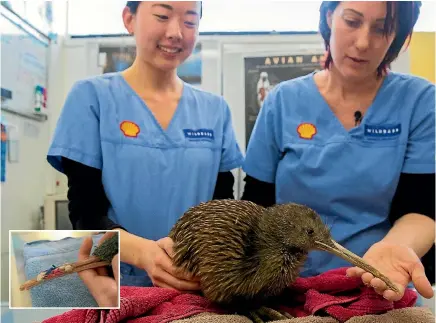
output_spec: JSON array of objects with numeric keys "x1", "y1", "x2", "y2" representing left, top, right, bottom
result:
[
  {"x1": 346, "y1": 266, "x2": 406, "y2": 301},
  {"x1": 345, "y1": 242, "x2": 434, "y2": 302}
]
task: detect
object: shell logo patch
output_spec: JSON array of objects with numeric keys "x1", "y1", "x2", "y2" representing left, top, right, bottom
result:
[
  {"x1": 297, "y1": 123, "x2": 317, "y2": 139},
  {"x1": 120, "y1": 121, "x2": 140, "y2": 138}
]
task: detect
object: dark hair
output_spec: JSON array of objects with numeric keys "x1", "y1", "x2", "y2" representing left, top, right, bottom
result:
[
  {"x1": 126, "y1": 1, "x2": 203, "y2": 19},
  {"x1": 319, "y1": 1, "x2": 421, "y2": 77}
]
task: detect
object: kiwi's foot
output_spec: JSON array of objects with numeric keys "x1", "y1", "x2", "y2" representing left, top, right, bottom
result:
[{"x1": 247, "y1": 306, "x2": 293, "y2": 322}]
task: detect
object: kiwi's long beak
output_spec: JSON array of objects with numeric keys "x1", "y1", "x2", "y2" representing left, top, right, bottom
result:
[{"x1": 314, "y1": 239, "x2": 400, "y2": 294}]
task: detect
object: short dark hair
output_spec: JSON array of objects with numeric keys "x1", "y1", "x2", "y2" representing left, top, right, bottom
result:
[
  {"x1": 319, "y1": 1, "x2": 421, "y2": 77},
  {"x1": 126, "y1": 1, "x2": 140, "y2": 14},
  {"x1": 126, "y1": 1, "x2": 203, "y2": 19}
]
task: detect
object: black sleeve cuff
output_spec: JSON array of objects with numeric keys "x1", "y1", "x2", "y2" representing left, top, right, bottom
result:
[
  {"x1": 241, "y1": 174, "x2": 276, "y2": 208},
  {"x1": 389, "y1": 172, "x2": 435, "y2": 224}
]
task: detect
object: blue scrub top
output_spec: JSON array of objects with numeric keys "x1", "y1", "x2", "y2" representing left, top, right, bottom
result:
[
  {"x1": 47, "y1": 73, "x2": 243, "y2": 285},
  {"x1": 243, "y1": 71, "x2": 435, "y2": 278}
]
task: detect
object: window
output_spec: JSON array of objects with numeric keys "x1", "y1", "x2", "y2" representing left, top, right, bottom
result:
[
  {"x1": 1, "y1": 1, "x2": 53, "y2": 35},
  {"x1": 66, "y1": 1, "x2": 324, "y2": 36},
  {"x1": 66, "y1": 1, "x2": 436, "y2": 36}
]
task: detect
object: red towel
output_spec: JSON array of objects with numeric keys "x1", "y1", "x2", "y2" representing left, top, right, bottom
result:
[
  {"x1": 278, "y1": 267, "x2": 417, "y2": 322},
  {"x1": 42, "y1": 287, "x2": 223, "y2": 323},
  {"x1": 42, "y1": 267, "x2": 417, "y2": 323}
]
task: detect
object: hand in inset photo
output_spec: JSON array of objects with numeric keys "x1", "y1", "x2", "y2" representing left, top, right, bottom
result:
[{"x1": 78, "y1": 231, "x2": 120, "y2": 308}]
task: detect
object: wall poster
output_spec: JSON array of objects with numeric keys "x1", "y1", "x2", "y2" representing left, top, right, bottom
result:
[
  {"x1": 244, "y1": 53, "x2": 326, "y2": 146},
  {"x1": 98, "y1": 43, "x2": 202, "y2": 87}
]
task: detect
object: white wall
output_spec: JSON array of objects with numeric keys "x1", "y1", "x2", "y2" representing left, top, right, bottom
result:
[
  {"x1": 0, "y1": 43, "x2": 50, "y2": 308},
  {"x1": 0, "y1": 43, "x2": 71, "y2": 323},
  {"x1": 0, "y1": 112, "x2": 50, "y2": 294},
  {"x1": 46, "y1": 42, "x2": 90, "y2": 194},
  {"x1": 0, "y1": 1, "x2": 69, "y2": 308}
]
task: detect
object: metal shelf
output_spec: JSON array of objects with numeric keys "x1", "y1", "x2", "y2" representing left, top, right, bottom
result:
[{"x1": 1, "y1": 106, "x2": 48, "y2": 122}]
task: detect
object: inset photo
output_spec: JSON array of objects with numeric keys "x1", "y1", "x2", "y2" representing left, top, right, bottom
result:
[{"x1": 9, "y1": 230, "x2": 120, "y2": 309}]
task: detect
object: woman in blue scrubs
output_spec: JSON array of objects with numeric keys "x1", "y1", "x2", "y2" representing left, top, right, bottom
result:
[
  {"x1": 242, "y1": 1, "x2": 435, "y2": 302},
  {"x1": 47, "y1": 1, "x2": 243, "y2": 290}
]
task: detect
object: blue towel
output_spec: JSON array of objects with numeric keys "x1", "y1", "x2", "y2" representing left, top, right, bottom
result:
[{"x1": 22, "y1": 234, "x2": 104, "y2": 308}]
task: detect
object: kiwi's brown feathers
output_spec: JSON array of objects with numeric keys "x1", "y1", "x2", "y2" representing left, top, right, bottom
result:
[
  {"x1": 169, "y1": 200, "x2": 324, "y2": 307},
  {"x1": 92, "y1": 233, "x2": 119, "y2": 263}
]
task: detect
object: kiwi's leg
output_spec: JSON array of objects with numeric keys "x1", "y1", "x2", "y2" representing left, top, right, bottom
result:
[
  {"x1": 248, "y1": 306, "x2": 292, "y2": 322},
  {"x1": 280, "y1": 311, "x2": 294, "y2": 319},
  {"x1": 247, "y1": 310, "x2": 264, "y2": 323}
]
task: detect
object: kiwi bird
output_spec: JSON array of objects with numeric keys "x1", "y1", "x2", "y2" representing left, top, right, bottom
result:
[{"x1": 169, "y1": 200, "x2": 399, "y2": 323}]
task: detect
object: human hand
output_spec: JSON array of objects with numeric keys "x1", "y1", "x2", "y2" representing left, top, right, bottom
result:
[
  {"x1": 346, "y1": 241, "x2": 434, "y2": 301},
  {"x1": 78, "y1": 232, "x2": 119, "y2": 307},
  {"x1": 140, "y1": 237, "x2": 201, "y2": 292}
]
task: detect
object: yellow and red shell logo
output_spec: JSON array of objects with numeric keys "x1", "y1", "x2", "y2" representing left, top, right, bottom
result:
[
  {"x1": 120, "y1": 121, "x2": 140, "y2": 138},
  {"x1": 297, "y1": 123, "x2": 317, "y2": 140}
]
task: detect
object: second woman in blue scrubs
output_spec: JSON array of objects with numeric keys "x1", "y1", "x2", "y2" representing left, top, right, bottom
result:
[
  {"x1": 47, "y1": 1, "x2": 243, "y2": 290},
  {"x1": 243, "y1": 1, "x2": 435, "y2": 302}
]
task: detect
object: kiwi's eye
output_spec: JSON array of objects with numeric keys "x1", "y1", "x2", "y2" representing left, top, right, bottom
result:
[{"x1": 307, "y1": 229, "x2": 314, "y2": 236}]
